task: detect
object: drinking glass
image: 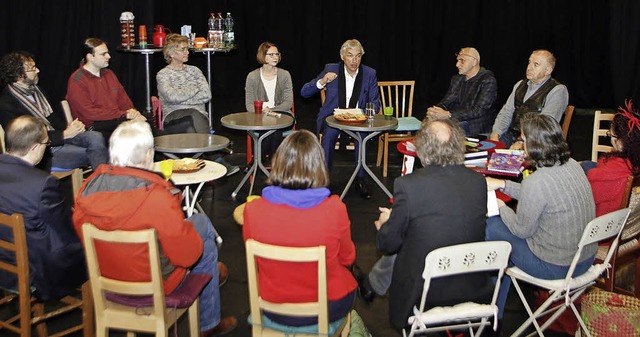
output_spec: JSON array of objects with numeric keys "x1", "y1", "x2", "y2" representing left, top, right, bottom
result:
[
  {"x1": 159, "y1": 159, "x2": 173, "y2": 180},
  {"x1": 365, "y1": 102, "x2": 376, "y2": 120}
]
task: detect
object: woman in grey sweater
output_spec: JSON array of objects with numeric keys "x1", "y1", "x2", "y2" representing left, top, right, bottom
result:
[
  {"x1": 157, "y1": 34, "x2": 211, "y2": 133},
  {"x1": 486, "y1": 113, "x2": 596, "y2": 318},
  {"x1": 245, "y1": 42, "x2": 294, "y2": 159}
]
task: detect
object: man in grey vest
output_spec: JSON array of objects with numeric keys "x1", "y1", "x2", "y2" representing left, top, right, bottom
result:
[{"x1": 490, "y1": 49, "x2": 568, "y2": 148}]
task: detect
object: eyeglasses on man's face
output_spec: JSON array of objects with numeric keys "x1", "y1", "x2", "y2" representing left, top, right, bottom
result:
[
  {"x1": 24, "y1": 64, "x2": 38, "y2": 72},
  {"x1": 39, "y1": 139, "x2": 51, "y2": 146},
  {"x1": 266, "y1": 52, "x2": 281, "y2": 57}
]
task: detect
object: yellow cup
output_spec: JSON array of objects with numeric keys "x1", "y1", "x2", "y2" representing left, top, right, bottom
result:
[
  {"x1": 159, "y1": 160, "x2": 173, "y2": 180},
  {"x1": 246, "y1": 195, "x2": 261, "y2": 203}
]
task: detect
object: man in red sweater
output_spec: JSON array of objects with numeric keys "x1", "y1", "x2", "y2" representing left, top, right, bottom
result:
[{"x1": 66, "y1": 37, "x2": 146, "y2": 141}]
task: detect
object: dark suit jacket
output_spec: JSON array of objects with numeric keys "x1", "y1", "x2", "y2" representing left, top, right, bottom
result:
[
  {"x1": 376, "y1": 165, "x2": 492, "y2": 328},
  {"x1": 0, "y1": 154, "x2": 86, "y2": 300},
  {"x1": 0, "y1": 86, "x2": 67, "y2": 147},
  {"x1": 301, "y1": 63, "x2": 380, "y2": 133}
]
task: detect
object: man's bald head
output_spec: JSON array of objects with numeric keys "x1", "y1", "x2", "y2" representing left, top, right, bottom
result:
[
  {"x1": 456, "y1": 47, "x2": 481, "y2": 79},
  {"x1": 459, "y1": 47, "x2": 480, "y2": 63}
]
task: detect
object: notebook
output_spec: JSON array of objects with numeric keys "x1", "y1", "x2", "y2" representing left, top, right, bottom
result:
[{"x1": 487, "y1": 149, "x2": 525, "y2": 175}]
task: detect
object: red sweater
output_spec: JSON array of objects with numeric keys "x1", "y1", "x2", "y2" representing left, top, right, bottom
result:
[
  {"x1": 73, "y1": 165, "x2": 203, "y2": 294},
  {"x1": 66, "y1": 67, "x2": 134, "y2": 126},
  {"x1": 243, "y1": 195, "x2": 357, "y2": 302},
  {"x1": 587, "y1": 156, "x2": 632, "y2": 216}
]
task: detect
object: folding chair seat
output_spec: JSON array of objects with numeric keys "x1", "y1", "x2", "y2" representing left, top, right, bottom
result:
[
  {"x1": 403, "y1": 241, "x2": 512, "y2": 337},
  {"x1": 507, "y1": 208, "x2": 630, "y2": 337},
  {"x1": 0, "y1": 212, "x2": 92, "y2": 337},
  {"x1": 245, "y1": 239, "x2": 350, "y2": 337}
]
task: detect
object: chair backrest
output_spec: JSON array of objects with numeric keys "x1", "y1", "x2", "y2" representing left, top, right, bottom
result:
[
  {"x1": 378, "y1": 80, "x2": 415, "y2": 118},
  {"x1": 60, "y1": 100, "x2": 74, "y2": 124},
  {"x1": 416, "y1": 241, "x2": 511, "y2": 314},
  {"x1": 245, "y1": 239, "x2": 330, "y2": 335},
  {"x1": 0, "y1": 213, "x2": 31, "y2": 335},
  {"x1": 561, "y1": 105, "x2": 575, "y2": 139},
  {"x1": 152, "y1": 96, "x2": 163, "y2": 130},
  {"x1": 591, "y1": 110, "x2": 615, "y2": 161},
  {"x1": 617, "y1": 176, "x2": 640, "y2": 244},
  {"x1": 568, "y1": 208, "x2": 630, "y2": 285},
  {"x1": 81, "y1": 223, "x2": 167, "y2": 321}
]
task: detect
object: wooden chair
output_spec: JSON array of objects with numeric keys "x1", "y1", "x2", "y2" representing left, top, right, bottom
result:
[
  {"x1": 595, "y1": 174, "x2": 640, "y2": 297},
  {"x1": 376, "y1": 80, "x2": 419, "y2": 177},
  {"x1": 245, "y1": 239, "x2": 350, "y2": 337},
  {"x1": 561, "y1": 105, "x2": 575, "y2": 139},
  {"x1": 0, "y1": 212, "x2": 93, "y2": 337},
  {"x1": 591, "y1": 110, "x2": 615, "y2": 161},
  {"x1": 81, "y1": 223, "x2": 205, "y2": 337}
]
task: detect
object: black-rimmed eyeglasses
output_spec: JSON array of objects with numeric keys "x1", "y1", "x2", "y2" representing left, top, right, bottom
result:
[
  {"x1": 39, "y1": 139, "x2": 51, "y2": 146},
  {"x1": 266, "y1": 52, "x2": 281, "y2": 57}
]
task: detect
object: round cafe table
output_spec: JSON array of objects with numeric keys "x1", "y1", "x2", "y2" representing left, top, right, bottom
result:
[
  {"x1": 154, "y1": 160, "x2": 226, "y2": 245},
  {"x1": 154, "y1": 133, "x2": 230, "y2": 159},
  {"x1": 221, "y1": 112, "x2": 294, "y2": 199},
  {"x1": 326, "y1": 114, "x2": 398, "y2": 200}
]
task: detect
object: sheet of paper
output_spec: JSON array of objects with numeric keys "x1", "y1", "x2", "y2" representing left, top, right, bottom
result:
[{"x1": 487, "y1": 190, "x2": 500, "y2": 217}]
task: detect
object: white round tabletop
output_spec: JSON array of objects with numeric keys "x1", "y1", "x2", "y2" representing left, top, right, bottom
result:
[{"x1": 153, "y1": 160, "x2": 226, "y2": 185}]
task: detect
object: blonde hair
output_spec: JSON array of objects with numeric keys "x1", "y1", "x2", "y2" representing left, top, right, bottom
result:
[{"x1": 163, "y1": 34, "x2": 189, "y2": 64}]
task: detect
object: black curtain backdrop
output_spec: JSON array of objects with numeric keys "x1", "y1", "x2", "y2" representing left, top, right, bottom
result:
[{"x1": 2, "y1": 0, "x2": 640, "y2": 119}]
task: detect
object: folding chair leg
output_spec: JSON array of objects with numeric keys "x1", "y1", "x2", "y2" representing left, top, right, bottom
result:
[{"x1": 510, "y1": 277, "x2": 548, "y2": 337}]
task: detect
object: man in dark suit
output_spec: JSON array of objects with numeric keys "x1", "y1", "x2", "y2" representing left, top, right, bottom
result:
[
  {"x1": 359, "y1": 119, "x2": 492, "y2": 329},
  {"x1": 301, "y1": 39, "x2": 381, "y2": 199},
  {"x1": 0, "y1": 51, "x2": 108, "y2": 170},
  {"x1": 0, "y1": 115, "x2": 86, "y2": 300}
]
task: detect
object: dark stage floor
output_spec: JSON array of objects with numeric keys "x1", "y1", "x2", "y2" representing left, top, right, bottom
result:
[{"x1": 12, "y1": 95, "x2": 592, "y2": 337}]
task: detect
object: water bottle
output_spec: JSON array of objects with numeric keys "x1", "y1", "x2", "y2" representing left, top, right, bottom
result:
[
  {"x1": 213, "y1": 12, "x2": 224, "y2": 48},
  {"x1": 224, "y1": 12, "x2": 235, "y2": 48},
  {"x1": 207, "y1": 13, "x2": 215, "y2": 48}
]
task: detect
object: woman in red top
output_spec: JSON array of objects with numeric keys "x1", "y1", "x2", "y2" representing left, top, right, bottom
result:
[
  {"x1": 243, "y1": 129, "x2": 357, "y2": 326},
  {"x1": 586, "y1": 100, "x2": 640, "y2": 216}
]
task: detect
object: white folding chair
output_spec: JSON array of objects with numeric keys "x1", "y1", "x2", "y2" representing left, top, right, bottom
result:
[
  {"x1": 507, "y1": 208, "x2": 630, "y2": 337},
  {"x1": 403, "y1": 241, "x2": 512, "y2": 337}
]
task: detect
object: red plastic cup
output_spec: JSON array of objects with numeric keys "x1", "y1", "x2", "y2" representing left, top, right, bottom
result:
[{"x1": 253, "y1": 100, "x2": 263, "y2": 114}]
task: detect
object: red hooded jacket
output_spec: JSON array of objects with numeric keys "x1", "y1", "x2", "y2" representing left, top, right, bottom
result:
[{"x1": 73, "y1": 164, "x2": 203, "y2": 294}]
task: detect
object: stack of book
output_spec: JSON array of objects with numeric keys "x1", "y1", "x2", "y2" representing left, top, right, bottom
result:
[{"x1": 464, "y1": 138, "x2": 488, "y2": 167}]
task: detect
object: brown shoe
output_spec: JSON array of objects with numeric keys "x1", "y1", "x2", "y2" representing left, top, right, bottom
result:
[
  {"x1": 200, "y1": 316, "x2": 237, "y2": 337},
  {"x1": 218, "y1": 261, "x2": 228, "y2": 287}
]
